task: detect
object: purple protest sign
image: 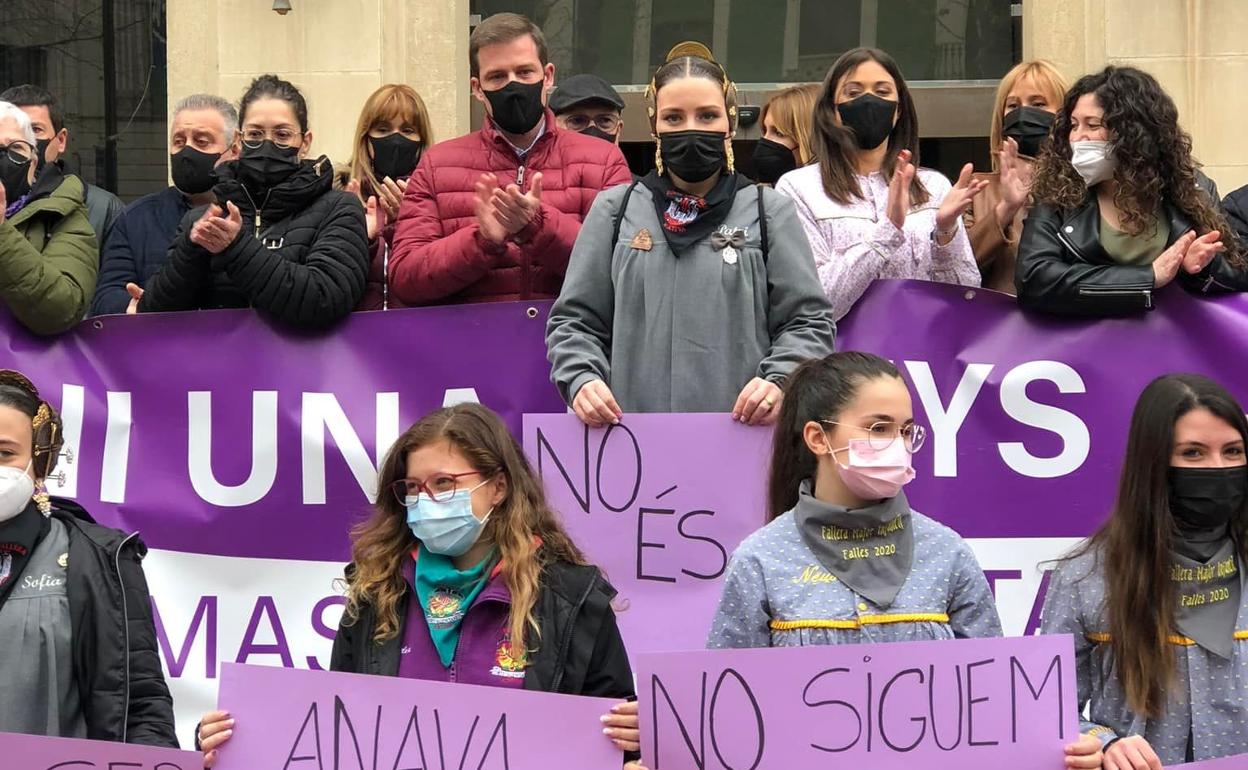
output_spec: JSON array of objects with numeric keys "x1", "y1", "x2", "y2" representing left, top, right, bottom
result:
[
  {"x1": 522, "y1": 413, "x2": 772, "y2": 656},
  {"x1": 0, "y1": 302, "x2": 562, "y2": 561},
  {"x1": 214, "y1": 662, "x2": 621, "y2": 770},
  {"x1": 636, "y1": 634, "x2": 1078, "y2": 770},
  {"x1": 0, "y1": 730, "x2": 201, "y2": 768},
  {"x1": 1169, "y1": 755, "x2": 1248, "y2": 769},
  {"x1": 839, "y1": 280, "x2": 1248, "y2": 538}
]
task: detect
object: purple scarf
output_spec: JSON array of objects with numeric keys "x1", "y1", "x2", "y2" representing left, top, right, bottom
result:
[{"x1": 4, "y1": 193, "x2": 30, "y2": 220}]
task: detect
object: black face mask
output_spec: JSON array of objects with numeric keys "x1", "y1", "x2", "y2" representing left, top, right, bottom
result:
[
  {"x1": 837, "y1": 93, "x2": 898, "y2": 150},
  {"x1": 579, "y1": 125, "x2": 617, "y2": 144},
  {"x1": 237, "y1": 140, "x2": 301, "y2": 190},
  {"x1": 368, "y1": 133, "x2": 423, "y2": 181},
  {"x1": 0, "y1": 155, "x2": 33, "y2": 203},
  {"x1": 170, "y1": 146, "x2": 221, "y2": 195},
  {"x1": 659, "y1": 129, "x2": 726, "y2": 184},
  {"x1": 34, "y1": 138, "x2": 51, "y2": 173},
  {"x1": 484, "y1": 80, "x2": 546, "y2": 135},
  {"x1": 1002, "y1": 106, "x2": 1055, "y2": 159},
  {"x1": 1168, "y1": 466, "x2": 1248, "y2": 530},
  {"x1": 752, "y1": 137, "x2": 798, "y2": 184}
]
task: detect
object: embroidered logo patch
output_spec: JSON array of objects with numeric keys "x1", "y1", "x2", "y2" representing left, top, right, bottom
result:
[
  {"x1": 425, "y1": 589, "x2": 463, "y2": 626},
  {"x1": 630, "y1": 228, "x2": 653, "y2": 251},
  {"x1": 490, "y1": 637, "x2": 527, "y2": 679},
  {"x1": 57, "y1": 552, "x2": 68, "y2": 569}
]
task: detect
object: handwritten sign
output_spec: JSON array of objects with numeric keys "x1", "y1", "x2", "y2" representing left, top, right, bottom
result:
[
  {"x1": 522, "y1": 413, "x2": 771, "y2": 655},
  {"x1": 0, "y1": 731, "x2": 200, "y2": 768},
  {"x1": 636, "y1": 634, "x2": 1078, "y2": 770},
  {"x1": 214, "y1": 663, "x2": 621, "y2": 770},
  {"x1": 1170, "y1": 756, "x2": 1248, "y2": 769}
]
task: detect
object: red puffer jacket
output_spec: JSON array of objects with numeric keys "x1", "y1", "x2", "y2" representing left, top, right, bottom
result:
[{"x1": 388, "y1": 110, "x2": 632, "y2": 305}]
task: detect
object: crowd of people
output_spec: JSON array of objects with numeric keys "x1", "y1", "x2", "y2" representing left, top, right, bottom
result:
[{"x1": 2, "y1": 10, "x2": 1247, "y2": 770}]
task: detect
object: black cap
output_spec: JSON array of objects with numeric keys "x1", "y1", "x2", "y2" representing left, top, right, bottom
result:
[{"x1": 549, "y1": 74, "x2": 625, "y2": 114}]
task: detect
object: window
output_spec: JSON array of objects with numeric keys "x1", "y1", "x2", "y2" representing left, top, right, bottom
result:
[
  {"x1": 0, "y1": 0, "x2": 169, "y2": 202},
  {"x1": 471, "y1": 0, "x2": 1017, "y2": 86}
]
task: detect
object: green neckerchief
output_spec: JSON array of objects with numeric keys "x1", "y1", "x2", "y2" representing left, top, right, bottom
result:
[{"x1": 413, "y1": 544, "x2": 496, "y2": 667}]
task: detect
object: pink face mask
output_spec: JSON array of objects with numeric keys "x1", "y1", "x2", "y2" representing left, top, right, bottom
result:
[{"x1": 832, "y1": 438, "x2": 916, "y2": 501}]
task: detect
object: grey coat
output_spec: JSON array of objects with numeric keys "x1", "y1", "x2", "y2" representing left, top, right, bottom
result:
[
  {"x1": 546, "y1": 181, "x2": 835, "y2": 412},
  {"x1": 1041, "y1": 546, "x2": 1248, "y2": 763}
]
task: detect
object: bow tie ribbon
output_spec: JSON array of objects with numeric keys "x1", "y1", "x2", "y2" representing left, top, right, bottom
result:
[{"x1": 710, "y1": 230, "x2": 746, "y2": 250}]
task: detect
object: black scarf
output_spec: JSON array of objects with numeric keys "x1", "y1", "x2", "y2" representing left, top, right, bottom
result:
[
  {"x1": 0, "y1": 502, "x2": 50, "y2": 611},
  {"x1": 792, "y1": 480, "x2": 915, "y2": 609},
  {"x1": 639, "y1": 170, "x2": 743, "y2": 257},
  {"x1": 1171, "y1": 524, "x2": 1241, "y2": 659}
]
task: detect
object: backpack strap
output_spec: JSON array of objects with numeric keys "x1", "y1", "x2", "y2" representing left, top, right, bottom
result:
[
  {"x1": 611, "y1": 180, "x2": 641, "y2": 247},
  {"x1": 756, "y1": 184, "x2": 769, "y2": 265}
]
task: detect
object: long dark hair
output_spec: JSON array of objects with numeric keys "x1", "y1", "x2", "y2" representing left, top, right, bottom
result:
[
  {"x1": 1031, "y1": 66, "x2": 1244, "y2": 265},
  {"x1": 1068, "y1": 373, "x2": 1248, "y2": 717},
  {"x1": 344, "y1": 403, "x2": 586, "y2": 650},
  {"x1": 810, "y1": 47, "x2": 928, "y2": 206},
  {"x1": 767, "y1": 352, "x2": 902, "y2": 520}
]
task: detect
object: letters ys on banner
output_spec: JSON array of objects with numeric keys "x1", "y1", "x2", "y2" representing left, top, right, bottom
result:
[
  {"x1": 637, "y1": 634, "x2": 1079, "y2": 770},
  {"x1": 0, "y1": 730, "x2": 201, "y2": 769},
  {"x1": 214, "y1": 663, "x2": 621, "y2": 770}
]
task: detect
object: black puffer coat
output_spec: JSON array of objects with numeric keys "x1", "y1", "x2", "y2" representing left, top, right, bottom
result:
[
  {"x1": 55, "y1": 498, "x2": 178, "y2": 747},
  {"x1": 139, "y1": 155, "x2": 368, "y2": 328}
]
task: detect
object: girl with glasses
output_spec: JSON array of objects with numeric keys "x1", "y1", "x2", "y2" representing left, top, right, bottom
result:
[
  {"x1": 708, "y1": 351, "x2": 1005, "y2": 649},
  {"x1": 198, "y1": 403, "x2": 647, "y2": 769},
  {"x1": 137, "y1": 74, "x2": 369, "y2": 329}
]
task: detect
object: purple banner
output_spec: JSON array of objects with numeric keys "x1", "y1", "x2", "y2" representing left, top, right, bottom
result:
[
  {"x1": 0, "y1": 302, "x2": 562, "y2": 561},
  {"x1": 522, "y1": 413, "x2": 772, "y2": 655},
  {"x1": 636, "y1": 634, "x2": 1078, "y2": 770},
  {"x1": 0, "y1": 730, "x2": 201, "y2": 768},
  {"x1": 214, "y1": 662, "x2": 620, "y2": 770},
  {"x1": 838, "y1": 280, "x2": 1248, "y2": 538}
]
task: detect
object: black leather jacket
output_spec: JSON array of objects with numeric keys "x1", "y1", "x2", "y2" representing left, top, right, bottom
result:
[{"x1": 1015, "y1": 175, "x2": 1248, "y2": 316}]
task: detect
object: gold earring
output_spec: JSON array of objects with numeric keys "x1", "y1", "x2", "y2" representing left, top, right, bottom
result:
[
  {"x1": 654, "y1": 142, "x2": 664, "y2": 176},
  {"x1": 725, "y1": 141, "x2": 735, "y2": 174},
  {"x1": 34, "y1": 482, "x2": 51, "y2": 517}
]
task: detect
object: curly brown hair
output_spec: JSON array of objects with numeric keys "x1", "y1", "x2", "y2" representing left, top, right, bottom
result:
[
  {"x1": 342, "y1": 403, "x2": 587, "y2": 652},
  {"x1": 1030, "y1": 66, "x2": 1244, "y2": 266}
]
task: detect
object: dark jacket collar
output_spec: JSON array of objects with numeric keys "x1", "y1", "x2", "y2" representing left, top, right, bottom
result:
[
  {"x1": 481, "y1": 109, "x2": 558, "y2": 159},
  {"x1": 1055, "y1": 191, "x2": 1195, "y2": 265},
  {"x1": 212, "y1": 155, "x2": 335, "y2": 222}
]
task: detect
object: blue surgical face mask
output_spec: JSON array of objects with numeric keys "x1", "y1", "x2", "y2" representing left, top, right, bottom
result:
[{"x1": 405, "y1": 479, "x2": 492, "y2": 557}]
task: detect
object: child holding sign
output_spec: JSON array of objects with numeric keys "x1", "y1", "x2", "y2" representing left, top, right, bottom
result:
[
  {"x1": 707, "y1": 352, "x2": 1102, "y2": 767},
  {"x1": 199, "y1": 403, "x2": 645, "y2": 769},
  {"x1": 1042, "y1": 374, "x2": 1248, "y2": 767}
]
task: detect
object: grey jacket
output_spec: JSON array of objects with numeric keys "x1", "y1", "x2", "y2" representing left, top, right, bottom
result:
[
  {"x1": 1041, "y1": 546, "x2": 1248, "y2": 763},
  {"x1": 708, "y1": 505, "x2": 1002, "y2": 649},
  {"x1": 546, "y1": 181, "x2": 836, "y2": 412}
]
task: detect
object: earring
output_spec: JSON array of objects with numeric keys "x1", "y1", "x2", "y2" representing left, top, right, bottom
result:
[
  {"x1": 654, "y1": 142, "x2": 664, "y2": 176},
  {"x1": 725, "y1": 141, "x2": 735, "y2": 174},
  {"x1": 33, "y1": 482, "x2": 51, "y2": 517}
]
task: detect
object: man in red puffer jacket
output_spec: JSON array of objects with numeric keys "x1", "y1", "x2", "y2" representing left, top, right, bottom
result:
[{"x1": 390, "y1": 12, "x2": 632, "y2": 306}]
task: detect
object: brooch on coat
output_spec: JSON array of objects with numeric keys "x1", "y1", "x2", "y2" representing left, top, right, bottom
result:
[{"x1": 710, "y1": 225, "x2": 748, "y2": 265}]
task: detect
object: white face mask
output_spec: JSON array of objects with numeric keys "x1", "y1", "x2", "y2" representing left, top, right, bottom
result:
[
  {"x1": 0, "y1": 461, "x2": 35, "y2": 523},
  {"x1": 1070, "y1": 140, "x2": 1116, "y2": 187}
]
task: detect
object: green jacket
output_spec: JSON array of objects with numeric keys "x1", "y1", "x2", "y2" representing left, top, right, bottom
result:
[{"x1": 0, "y1": 173, "x2": 98, "y2": 335}]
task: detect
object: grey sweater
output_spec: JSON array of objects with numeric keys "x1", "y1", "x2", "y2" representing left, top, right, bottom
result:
[{"x1": 546, "y1": 181, "x2": 836, "y2": 412}]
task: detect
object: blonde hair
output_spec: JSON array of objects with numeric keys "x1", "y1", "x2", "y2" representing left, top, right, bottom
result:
[
  {"x1": 988, "y1": 59, "x2": 1069, "y2": 170},
  {"x1": 347, "y1": 84, "x2": 433, "y2": 193},
  {"x1": 343, "y1": 404, "x2": 587, "y2": 653},
  {"x1": 760, "y1": 84, "x2": 819, "y2": 165}
]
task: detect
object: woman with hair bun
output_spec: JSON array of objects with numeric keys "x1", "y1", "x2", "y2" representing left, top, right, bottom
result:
[{"x1": 0, "y1": 370, "x2": 176, "y2": 746}]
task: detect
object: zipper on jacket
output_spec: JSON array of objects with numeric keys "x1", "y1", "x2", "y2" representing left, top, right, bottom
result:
[
  {"x1": 516, "y1": 164, "x2": 525, "y2": 188},
  {"x1": 548, "y1": 577, "x2": 599, "y2": 693},
  {"x1": 1055, "y1": 228, "x2": 1091, "y2": 264},
  {"x1": 114, "y1": 531, "x2": 140, "y2": 743},
  {"x1": 239, "y1": 186, "x2": 273, "y2": 238},
  {"x1": 1077, "y1": 284, "x2": 1153, "y2": 308}
]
